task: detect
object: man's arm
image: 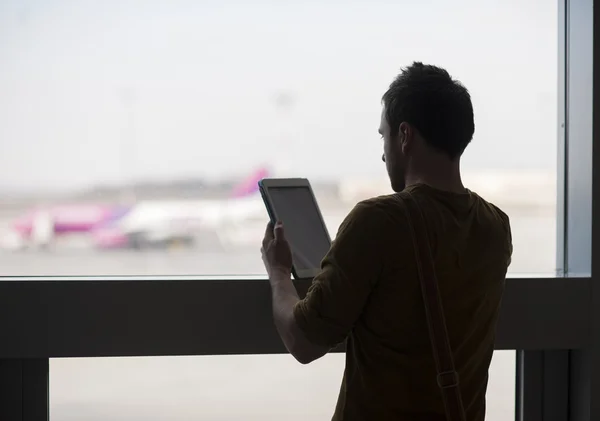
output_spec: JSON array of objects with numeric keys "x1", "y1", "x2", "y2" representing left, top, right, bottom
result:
[
  {"x1": 270, "y1": 201, "x2": 390, "y2": 364},
  {"x1": 269, "y1": 270, "x2": 330, "y2": 364}
]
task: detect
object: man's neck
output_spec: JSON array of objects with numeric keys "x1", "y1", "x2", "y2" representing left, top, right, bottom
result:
[{"x1": 405, "y1": 158, "x2": 465, "y2": 194}]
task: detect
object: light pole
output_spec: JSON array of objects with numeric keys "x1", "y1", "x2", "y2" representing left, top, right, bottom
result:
[
  {"x1": 271, "y1": 91, "x2": 296, "y2": 176},
  {"x1": 118, "y1": 87, "x2": 137, "y2": 203}
]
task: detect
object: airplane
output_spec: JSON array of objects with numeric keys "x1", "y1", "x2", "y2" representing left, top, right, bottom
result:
[
  {"x1": 90, "y1": 167, "x2": 269, "y2": 250},
  {"x1": 2, "y1": 167, "x2": 270, "y2": 251},
  {"x1": 3, "y1": 204, "x2": 131, "y2": 251}
]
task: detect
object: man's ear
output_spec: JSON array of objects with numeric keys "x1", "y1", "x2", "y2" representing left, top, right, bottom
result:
[{"x1": 398, "y1": 122, "x2": 412, "y2": 154}]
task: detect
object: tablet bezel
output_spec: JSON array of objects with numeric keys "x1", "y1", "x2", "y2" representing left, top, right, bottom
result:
[{"x1": 258, "y1": 177, "x2": 332, "y2": 280}]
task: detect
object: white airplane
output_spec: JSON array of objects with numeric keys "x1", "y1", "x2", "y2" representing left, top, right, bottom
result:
[
  {"x1": 337, "y1": 170, "x2": 556, "y2": 210},
  {"x1": 92, "y1": 167, "x2": 269, "y2": 250}
]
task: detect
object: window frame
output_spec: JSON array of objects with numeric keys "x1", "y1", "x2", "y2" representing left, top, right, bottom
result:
[
  {"x1": 1, "y1": 0, "x2": 599, "y2": 419},
  {"x1": 0, "y1": 276, "x2": 590, "y2": 359}
]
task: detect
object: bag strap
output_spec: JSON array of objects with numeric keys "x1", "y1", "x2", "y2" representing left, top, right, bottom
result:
[{"x1": 401, "y1": 191, "x2": 467, "y2": 421}]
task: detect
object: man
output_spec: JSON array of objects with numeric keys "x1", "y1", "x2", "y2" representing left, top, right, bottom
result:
[{"x1": 261, "y1": 62, "x2": 513, "y2": 420}]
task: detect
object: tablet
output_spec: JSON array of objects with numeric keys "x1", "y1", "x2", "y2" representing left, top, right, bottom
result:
[{"x1": 258, "y1": 178, "x2": 332, "y2": 280}]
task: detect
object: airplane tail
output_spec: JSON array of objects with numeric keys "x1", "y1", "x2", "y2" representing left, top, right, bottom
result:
[{"x1": 231, "y1": 166, "x2": 270, "y2": 198}]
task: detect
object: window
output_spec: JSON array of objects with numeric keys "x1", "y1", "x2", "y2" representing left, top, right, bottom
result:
[
  {"x1": 51, "y1": 351, "x2": 516, "y2": 421},
  {"x1": 2, "y1": 0, "x2": 563, "y2": 420},
  {"x1": 1, "y1": 0, "x2": 557, "y2": 277}
]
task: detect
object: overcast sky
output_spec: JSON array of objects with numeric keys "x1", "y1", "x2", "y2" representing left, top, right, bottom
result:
[{"x1": 0, "y1": 0, "x2": 557, "y2": 193}]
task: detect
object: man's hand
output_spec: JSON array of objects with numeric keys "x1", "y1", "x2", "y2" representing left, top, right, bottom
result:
[
  {"x1": 261, "y1": 220, "x2": 329, "y2": 364},
  {"x1": 261, "y1": 221, "x2": 293, "y2": 280}
]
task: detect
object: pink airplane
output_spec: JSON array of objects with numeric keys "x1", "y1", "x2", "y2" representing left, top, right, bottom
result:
[
  {"x1": 5, "y1": 167, "x2": 269, "y2": 250},
  {"x1": 91, "y1": 166, "x2": 269, "y2": 250}
]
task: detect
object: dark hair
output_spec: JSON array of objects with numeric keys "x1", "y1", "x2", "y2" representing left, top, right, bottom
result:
[{"x1": 382, "y1": 62, "x2": 475, "y2": 160}]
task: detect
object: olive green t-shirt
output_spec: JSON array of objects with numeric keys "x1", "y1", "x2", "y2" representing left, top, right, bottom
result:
[{"x1": 293, "y1": 184, "x2": 513, "y2": 421}]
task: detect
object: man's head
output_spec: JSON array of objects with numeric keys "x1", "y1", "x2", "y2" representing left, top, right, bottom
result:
[{"x1": 379, "y1": 62, "x2": 475, "y2": 192}]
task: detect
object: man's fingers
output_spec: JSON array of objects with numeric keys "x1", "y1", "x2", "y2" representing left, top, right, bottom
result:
[
  {"x1": 263, "y1": 221, "x2": 274, "y2": 240},
  {"x1": 273, "y1": 221, "x2": 285, "y2": 241},
  {"x1": 262, "y1": 221, "x2": 274, "y2": 250}
]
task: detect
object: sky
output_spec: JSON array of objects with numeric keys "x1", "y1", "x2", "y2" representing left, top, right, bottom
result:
[{"x1": 0, "y1": 0, "x2": 558, "y2": 193}]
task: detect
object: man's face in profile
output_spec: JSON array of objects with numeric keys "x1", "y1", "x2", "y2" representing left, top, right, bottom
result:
[{"x1": 379, "y1": 108, "x2": 406, "y2": 192}]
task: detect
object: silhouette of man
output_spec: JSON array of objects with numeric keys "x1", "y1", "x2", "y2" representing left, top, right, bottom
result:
[{"x1": 261, "y1": 62, "x2": 513, "y2": 421}]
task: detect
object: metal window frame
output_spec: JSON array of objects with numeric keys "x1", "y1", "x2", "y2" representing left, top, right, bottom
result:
[
  {"x1": 0, "y1": 0, "x2": 598, "y2": 419},
  {"x1": 517, "y1": 0, "x2": 599, "y2": 420}
]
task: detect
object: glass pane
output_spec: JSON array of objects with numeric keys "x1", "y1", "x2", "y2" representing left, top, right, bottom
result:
[
  {"x1": 50, "y1": 351, "x2": 515, "y2": 420},
  {"x1": 0, "y1": 0, "x2": 557, "y2": 276}
]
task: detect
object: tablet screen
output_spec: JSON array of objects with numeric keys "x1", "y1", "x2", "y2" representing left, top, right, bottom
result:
[{"x1": 268, "y1": 186, "x2": 331, "y2": 271}]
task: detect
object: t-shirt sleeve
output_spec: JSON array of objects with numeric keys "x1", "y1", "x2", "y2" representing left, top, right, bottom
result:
[
  {"x1": 496, "y1": 207, "x2": 513, "y2": 267},
  {"x1": 293, "y1": 201, "x2": 389, "y2": 347}
]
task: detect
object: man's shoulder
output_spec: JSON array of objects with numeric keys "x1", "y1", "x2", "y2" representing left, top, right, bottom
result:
[
  {"x1": 336, "y1": 194, "x2": 410, "y2": 238},
  {"x1": 471, "y1": 192, "x2": 512, "y2": 231},
  {"x1": 356, "y1": 193, "x2": 403, "y2": 212},
  {"x1": 350, "y1": 194, "x2": 405, "y2": 223},
  {"x1": 333, "y1": 195, "x2": 406, "y2": 258},
  {"x1": 464, "y1": 193, "x2": 513, "y2": 265}
]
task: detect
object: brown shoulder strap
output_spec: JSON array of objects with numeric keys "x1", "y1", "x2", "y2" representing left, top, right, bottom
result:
[{"x1": 401, "y1": 191, "x2": 467, "y2": 421}]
